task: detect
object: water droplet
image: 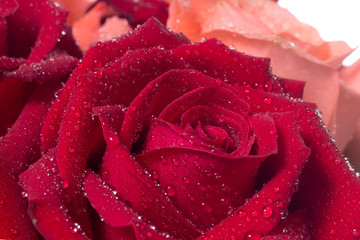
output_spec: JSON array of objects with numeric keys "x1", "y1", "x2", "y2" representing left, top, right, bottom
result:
[
  {"x1": 245, "y1": 232, "x2": 261, "y2": 240},
  {"x1": 151, "y1": 170, "x2": 159, "y2": 180},
  {"x1": 183, "y1": 176, "x2": 190, "y2": 184},
  {"x1": 329, "y1": 229, "x2": 336, "y2": 235},
  {"x1": 166, "y1": 185, "x2": 176, "y2": 197},
  {"x1": 262, "y1": 206, "x2": 273, "y2": 218},
  {"x1": 238, "y1": 210, "x2": 247, "y2": 218},
  {"x1": 273, "y1": 187, "x2": 280, "y2": 193},
  {"x1": 352, "y1": 228, "x2": 360, "y2": 237},
  {"x1": 94, "y1": 70, "x2": 103, "y2": 78},
  {"x1": 263, "y1": 97, "x2": 272, "y2": 104},
  {"x1": 63, "y1": 180, "x2": 69, "y2": 189}
]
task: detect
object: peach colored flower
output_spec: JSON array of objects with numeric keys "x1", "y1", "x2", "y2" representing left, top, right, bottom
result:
[
  {"x1": 55, "y1": 0, "x2": 131, "y2": 52},
  {"x1": 341, "y1": 59, "x2": 360, "y2": 169},
  {"x1": 167, "y1": 0, "x2": 360, "y2": 168}
]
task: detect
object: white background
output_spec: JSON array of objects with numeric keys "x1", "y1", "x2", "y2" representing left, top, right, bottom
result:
[{"x1": 278, "y1": 0, "x2": 360, "y2": 66}]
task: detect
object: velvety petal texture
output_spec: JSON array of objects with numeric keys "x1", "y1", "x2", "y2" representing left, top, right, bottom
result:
[
  {"x1": 2, "y1": 2, "x2": 360, "y2": 240},
  {"x1": 167, "y1": 0, "x2": 360, "y2": 161}
]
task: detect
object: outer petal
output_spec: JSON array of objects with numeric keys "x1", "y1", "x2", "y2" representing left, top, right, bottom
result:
[
  {"x1": 55, "y1": 48, "x2": 186, "y2": 190},
  {"x1": 19, "y1": 148, "x2": 91, "y2": 240},
  {"x1": 0, "y1": 168, "x2": 38, "y2": 240},
  {"x1": 234, "y1": 86, "x2": 360, "y2": 239},
  {"x1": 172, "y1": 39, "x2": 284, "y2": 94},
  {"x1": 8, "y1": 54, "x2": 78, "y2": 83},
  {"x1": 100, "y1": 144, "x2": 202, "y2": 239},
  {"x1": 0, "y1": 80, "x2": 61, "y2": 174},
  {"x1": 41, "y1": 17, "x2": 190, "y2": 153},
  {"x1": 6, "y1": 0, "x2": 69, "y2": 62},
  {"x1": 0, "y1": 75, "x2": 32, "y2": 136}
]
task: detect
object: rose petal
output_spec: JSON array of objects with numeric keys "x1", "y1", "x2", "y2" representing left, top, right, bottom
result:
[
  {"x1": 173, "y1": 39, "x2": 283, "y2": 93},
  {"x1": 6, "y1": 0, "x2": 68, "y2": 63},
  {"x1": 54, "y1": 0, "x2": 96, "y2": 25},
  {"x1": 328, "y1": 84, "x2": 360, "y2": 150},
  {"x1": 261, "y1": 210, "x2": 309, "y2": 239},
  {"x1": 0, "y1": 80, "x2": 61, "y2": 174},
  {"x1": 0, "y1": 56, "x2": 25, "y2": 71},
  {"x1": 133, "y1": 219, "x2": 176, "y2": 240},
  {"x1": 72, "y1": 2, "x2": 121, "y2": 52},
  {"x1": 120, "y1": 69, "x2": 250, "y2": 150},
  {"x1": 0, "y1": 20, "x2": 7, "y2": 56},
  {"x1": 55, "y1": 48, "x2": 186, "y2": 190},
  {"x1": 0, "y1": 168, "x2": 38, "y2": 240},
  {"x1": 138, "y1": 114, "x2": 277, "y2": 230},
  {"x1": 8, "y1": 54, "x2": 78, "y2": 83},
  {"x1": 105, "y1": 0, "x2": 169, "y2": 26},
  {"x1": 92, "y1": 105, "x2": 126, "y2": 147},
  {"x1": 0, "y1": 0, "x2": 19, "y2": 18},
  {"x1": 234, "y1": 86, "x2": 360, "y2": 239},
  {"x1": 19, "y1": 148, "x2": 91, "y2": 240},
  {"x1": 277, "y1": 78, "x2": 305, "y2": 99},
  {"x1": 84, "y1": 171, "x2": 136, "y2": 227},
  {"x1": 0, "y1": 75, "x2": 32, "y2": 136},
  {"x1": 138, "y1": 145, "x2": 272, "y2": 230},
  {"x1": 41, "y1": 17, "x2": 190, "y2": 153},
  {"x1": 93, "y1": 219, "x2": 136, "y2": 240},
  {"x1": 100, "y1": 144, "x2": 201, "y2": 239},
  {"x1": 197, "y1": 30, "x2": 339, "y2": 126},
  {"x1": 198, "y1": 112, "x2": 310, "y2": 239}
]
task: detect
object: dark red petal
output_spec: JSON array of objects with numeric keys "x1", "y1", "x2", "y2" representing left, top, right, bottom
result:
[
  {"x1": 133, "y1": 220, "x2": 176, "y2": 240},
  {"x1": 179, "y1": 105, "x2": 251, "y2": 154},
  {"x1": 93, "y1": 105, "x2": 126, "y2": 147},
  {"x1": 0, "y1": 75, "x2": 32, "y2": 136},
  {"x1": 41, "y1": 18, "x2": 189, "y2": 152},
  {"x1": 234, "y1": 86, "x2": 360, "y2": 239},
  {"x1": 144, "y1": 119, "x2": 221, "y2": 154},
  {"x1": 261, "y1": 210, "x2": 309, "y2": 239},
  {"x1": 19, "y1": 148, "x2": 91, "y2": 240},
  {"x1": 278, "y1": 78, "x2": 305, "y2": 99},
  {"x1": 172, "y1": 38, "x2": 283, "y2": 93},
  {"x1": 197, "y1": 112, "x2": 310, "y2": 239},
  {"x1": 84, "y1": 171, "x2": 135, "y2": 227},
  {"x1": 0, "y1": 56, "x2": 25, "y2": 71},
  {"x1": 137, "y1": 139, "x2": 275, "y2": 230},
  {"x1": 0, "y1": 168, "x2": 38, "y2": 240},
  {"x1": 7, "y1": 0, "x2": 68, "y2": 63},
  {"x1": 251, "y1": 114, "x2": 278, "y2": 156},
  {"x1": 101, "y1": 144, "x2": 202, "y2": 239},
  {"x1": 120, "y1": 69, "x2": 249, "y2": 149},
  {"x1": 0, "y1": 80, "x2": 60, "y2": 174},
  {"x1": 55, "y1": 25, "x2": 83, "y2": 59},
  {"x1": 8, "y1": 54, "x2": 78, "y2": 83},
  {"x1": 105, "y1": 1, "x2": 169, "y2": 26},
  {"x1": 0, "y1": 0, "x2": 18, "y2": 18},
  {"x1": 93, "y1": 219, "x2": 136, "y2": 240},
  {"x1": 55, "y1": 48, "x2": 185, "y2": 189},
  {"x1": 0, "y1": 20, "x2": 7, "y2": 56}
]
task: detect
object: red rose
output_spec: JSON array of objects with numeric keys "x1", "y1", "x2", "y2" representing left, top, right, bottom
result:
[
  {"x1": 0, "y1": 0, "x2": 80, "y2": 239},
  {"x1": 1, "y1": 15, "x2": 360, "y2": 240}
]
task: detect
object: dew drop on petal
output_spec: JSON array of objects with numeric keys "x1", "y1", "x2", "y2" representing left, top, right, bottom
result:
[
  {"x1": 329, "y1": 229, "x2": 336, "y2": 236},
  {"x1": 262, "y1": 206, "x2": 273, "y2": 218},
  {"x1": 238, "y1": 210, "x2": 247, "y2": 218},
  {"x1": 166, "y1": 185, "x2": 176, "y2": 197},
  {"x1": 244, "y1": 232, "x2": 261, "y2": 240}
]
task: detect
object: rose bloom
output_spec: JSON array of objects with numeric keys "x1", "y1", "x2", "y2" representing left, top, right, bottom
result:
[
  {"x1": 1, "y1": 1, "x2": 360, "y2": 240},
  {"x1": 167, "y1": 0, "x2": 360, "y2": 169}
]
